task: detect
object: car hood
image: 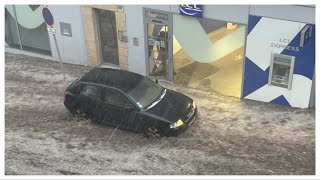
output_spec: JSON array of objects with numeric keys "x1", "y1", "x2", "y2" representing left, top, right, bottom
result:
[{"x1": 145, "y1": 89, "x2": 193, "y2": 123}]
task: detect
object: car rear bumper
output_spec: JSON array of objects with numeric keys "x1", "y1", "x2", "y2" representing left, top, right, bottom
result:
[{"x1": 64, "y1": 100, "x2": 74, "y2": 114}]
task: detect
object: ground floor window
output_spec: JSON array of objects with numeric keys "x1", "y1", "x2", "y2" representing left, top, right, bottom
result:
[
  {"x1": 5, "y1": 5, "x2": 51, "y2": 56},
  {"x1": 172, "y1": 14, "x2": 245, "y2": 98}
]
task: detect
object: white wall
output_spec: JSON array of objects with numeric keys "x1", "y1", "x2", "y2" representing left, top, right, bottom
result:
[
  {"x1": 48, "y1": 5, "x2": 88, "y2": 65},
  {"x1": 124, "y1": 5, "x2": 147, "y2": 76}
]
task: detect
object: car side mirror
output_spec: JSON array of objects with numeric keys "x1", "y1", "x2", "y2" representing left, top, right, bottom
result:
[{"x1": 155, "y1": 79, "x2": 158, "y2": 84}]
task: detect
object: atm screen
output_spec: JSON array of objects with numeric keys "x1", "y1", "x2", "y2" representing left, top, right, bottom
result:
[
  {"x1": 275, "y1": 65, "x2": 288, "y2": 76},
  {"x1": 274, "y1": 57, "x2": 291, "y2": 65}
]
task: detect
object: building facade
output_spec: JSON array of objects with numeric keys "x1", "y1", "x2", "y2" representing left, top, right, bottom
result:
[{"x1": 5, "y1": 5, "x2": 315, "y2": 108}]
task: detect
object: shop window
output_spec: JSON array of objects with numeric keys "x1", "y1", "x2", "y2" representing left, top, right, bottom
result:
[
  {"x1": 268, "y1": 53, "x2": 295, "y2": 89},
  {"x1": 5, "y1": 5, "x2": 51, "y2": 56},
  {"x1": 5, "y1": 6, "x2": 21, "y2": 49},
  {"x1": 172, "y1": 14, "x2": 245, "y2": 97}
]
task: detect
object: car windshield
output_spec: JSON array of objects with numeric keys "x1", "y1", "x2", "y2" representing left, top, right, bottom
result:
[{"x1": 126, "y1": 77, "x2": 164, "y2": 109}]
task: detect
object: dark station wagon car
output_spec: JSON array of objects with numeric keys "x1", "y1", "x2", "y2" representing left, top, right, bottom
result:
[{"x1": 64, "y1": 68, "x2": 197, "y2": 138}]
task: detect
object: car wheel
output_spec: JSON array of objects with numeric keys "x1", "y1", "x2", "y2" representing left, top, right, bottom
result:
[
  {"x1": 145, "y1": 127, "x2": 163, "y2": 138},
  {"x1": 75, "y1": 109, "x2": 88, "y2": 120}
]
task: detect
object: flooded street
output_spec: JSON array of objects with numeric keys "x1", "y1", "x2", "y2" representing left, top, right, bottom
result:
[{"x1": 5, "y1": 53, "x2": 315, "y2": 175}]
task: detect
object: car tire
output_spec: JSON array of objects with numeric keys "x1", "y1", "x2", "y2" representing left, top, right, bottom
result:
[
  {"x1": 75, "y1": 109, "x2": 88, "y2": 120},
  {"x1": 144, "y1": 126, "x2": 163, "y2": 138}
]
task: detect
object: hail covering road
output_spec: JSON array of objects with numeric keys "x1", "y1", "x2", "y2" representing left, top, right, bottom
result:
[{"x1": 5, "y1": 53, "x2": 315, "y2": 175}]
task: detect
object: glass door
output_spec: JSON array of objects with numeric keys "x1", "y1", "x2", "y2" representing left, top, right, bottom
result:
[
  {"x1": 96, "y1": 9, "x2": 119, "y2": 66},
  {"x1": 144, "y1": 9, "x2": 172, "y2": 80},
  {"x1": 147, "y1": 23, "x2": 169, "y2": 79}
]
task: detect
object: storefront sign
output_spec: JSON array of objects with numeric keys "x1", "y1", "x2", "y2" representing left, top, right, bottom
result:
[
  {"x1": 270, "y1": 38, "x2": 300, "y2": 52},
  {"x1": 179, "y1": 5, "x2": 202, "y2": 18}
]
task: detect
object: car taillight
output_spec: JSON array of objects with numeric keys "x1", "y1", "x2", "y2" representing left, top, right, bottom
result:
[{"x1": 64, "y1": 90, "x2": 67, "y2": 99}]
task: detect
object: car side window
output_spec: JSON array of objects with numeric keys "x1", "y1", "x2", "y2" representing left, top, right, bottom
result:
[
  {"x1": 104, "y1": 88, "x2": 133, "y2": 107},
  {"x1": 70, "y1": 83, "x2": 84, "y2": 95},
  {"x1": 80, "y1": 84, "x2": 102, "y2": 100}
]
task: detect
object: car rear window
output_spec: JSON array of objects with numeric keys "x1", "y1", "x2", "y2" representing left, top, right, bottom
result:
[{"x1": 80, "y1": 84, "x2": 102, "y2": 100}]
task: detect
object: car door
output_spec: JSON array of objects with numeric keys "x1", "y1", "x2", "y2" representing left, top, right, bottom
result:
[
  {"x1": 75, "y1": 84, "x2": 102, "y2": 119},
  {"x1": 96, "y1": 87, "x2": 139, "y2": 129}
]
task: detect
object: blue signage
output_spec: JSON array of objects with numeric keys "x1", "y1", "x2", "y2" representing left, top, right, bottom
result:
[{"x1": 179, "y1": 5, "x2": 203, "y2": 18}]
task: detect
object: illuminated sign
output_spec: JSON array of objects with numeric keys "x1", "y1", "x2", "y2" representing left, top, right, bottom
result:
[{"x1": 179, "y1": 4, "x2": 203, "y2": 18}]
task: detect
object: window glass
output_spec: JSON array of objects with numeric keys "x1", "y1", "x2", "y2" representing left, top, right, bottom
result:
[
  {"x1": 104, "y1": 88, "x2": 132, "y2": 107},
  {"x1": 80, "y1": 85, "x2": 102, "y2": 99},
  {"x1": 145, "y1": 10, "x2": 168, "y2": 21},
  {"x1": 97, "y1": 9, "x2": 119, "y2": 65},
  {"x1": 173, "y1": 14, "x2": 245, "y2": 98},
  {"x1": 147, "y1": 23, "x2": 168, "y2": 79},
  {"x1": 5, "y1": 5, "x2": 20, "y2": 49},
  {"x1": 126, "y1": 77, "x2": 163, "y2": 109},
  {"x1": 5, "y1": 5, "x2": 51, "y2": 55},
  {"x1": 70, "y1": 83, "x2": 84, "y2": 95}
]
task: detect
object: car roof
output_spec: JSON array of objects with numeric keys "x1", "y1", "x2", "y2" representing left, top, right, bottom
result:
[{"x1": 79, "y1": 68, "x2": 144, "y2": 92}]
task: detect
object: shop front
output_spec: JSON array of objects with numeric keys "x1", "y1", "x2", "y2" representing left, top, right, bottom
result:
[
  {"x1": 243, "y1": 15, "x2": 315, "y2": 108},
  {"x1": 143, "y1": 5, "x2": 246, "y2": 98},
  {"x1": 138, "y1": 5, "x2": 315, "y2": 108}
]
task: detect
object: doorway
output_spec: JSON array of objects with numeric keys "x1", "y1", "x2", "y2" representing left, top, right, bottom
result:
[
  {"x1": 144, "y1": 9, "x2": 173, "y2": 80},
  {"x1": 96, "y1": 9, "x2": 119, "y2": 66}
]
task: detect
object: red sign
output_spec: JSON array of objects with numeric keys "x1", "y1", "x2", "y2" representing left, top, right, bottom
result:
[{"x1": 42, "y1": 7, "x2": 54, "y2": 27}]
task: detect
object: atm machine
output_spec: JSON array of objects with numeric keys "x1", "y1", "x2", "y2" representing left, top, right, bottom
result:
[{"x1": 268, "y1": 53, "x2": 295, "y2": 90}]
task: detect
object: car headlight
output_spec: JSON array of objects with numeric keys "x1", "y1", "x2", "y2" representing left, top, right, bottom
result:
[
  {"x1": 169, "y1": 119, "x2": 184, "y2": 128},
  {"x1": 192, "y1": 101, "x2": 196, "y2": 108}
]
